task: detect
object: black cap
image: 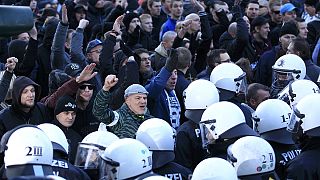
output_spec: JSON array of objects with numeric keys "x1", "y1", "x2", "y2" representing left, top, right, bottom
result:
[
  {"x1": 64, "y1": 63, "x2": 82, "y2": 77},
  {"x1": 251, "y1": 16, "x2": 269, "y2": 32},
  {"x1": 280, "y1": 22, "x2": 299, "y2": 37},
  {"x1": 123, "y1": 12, "x2": 139, "y2": 31},
  {"x1": 54, "y1": 95, "x2": 77, "y2": 116}
]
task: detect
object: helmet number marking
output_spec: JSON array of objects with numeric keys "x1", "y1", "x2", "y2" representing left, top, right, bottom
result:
[
  {"x1": 281, "y1": 113, "x2": 291, "y2": 123},
  {"x1": 26, "y1": 146, "x2": 43, "y2": 156},
  {"x1": 142, "y1": 156, "x2": 152, "y2": 168}
]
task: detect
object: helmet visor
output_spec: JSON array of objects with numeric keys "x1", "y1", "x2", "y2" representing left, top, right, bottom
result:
[
  {"x1": 99, "y1": 157, "x2": 120, "y2": 180},
  {"x1": 199, "y1": 120, "x2": 219, "y2": 149},
  {"x1": 287, "y1": 106, "x2": 304, "y2": 133},
  {"x1": 272, "y1": 70, "x2": 294, "y2": 89},
  {"x1": 235, "y1": 72, "x2": 247, "y2": 95},
  {"x1": 74, "y1": 143, "x2": 103, "y2": 169}
]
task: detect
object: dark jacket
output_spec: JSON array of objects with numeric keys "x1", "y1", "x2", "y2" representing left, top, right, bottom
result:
[
  {"x1": 268, "y1": 141, "x2": 300, "y2": 180},
  {"x1": 52, "y1": 157, "x2": 90, "y2": 180},
  {"x1": 70, "y1": 27, "x2": 102, "y2": 90},
  {"x1": 8, "y1": 38, "x2": 37, "y2": 77},
  {"x1": 254, "y1": 45, "x2": 280, "y2": 86},
  {"x1": 175, "y1": 70, "x2": 190, "y2": 125},
  {"x1": 307, "y1": 19, "x2": 320, "y2": 52},
  {"x1": 305, "y1": 59, "x2": 320, "y2": 85},
  {"x1": 145, "y1": 68, "x2": 180, "y2": 128},
  {"x1": 125, "y1": 26, "x2": 158, "y2": 51},
  {"x1": 209, "y1": 10, "x2": 230, "y2": 49},
  {"x1": 44, "y1": 78, "x2": 100, "y2": 138},
  {"x1": 0, "y1": 70, "x2": 13, "y2": 105},
  {"x1": 219, "y1": 18, "x2": 256, "y2": 63},
  {"x1": 0, "y1": 76, "x2": 51, "y2": 137},
  {"x1": 52, "y1": 119, "x2": 82, "y2": 165},
  {"x1": 286, "y1": 137, "x2": 320, "y2": 180},
  {"x1": 37, "y1": 17, "x2": 60, "y2": 98},
  {"x1": 174, "y1": 120, "x2": 207, "y2": 170},
  {"x1": 50, "y1": 22, "x2": 71, "y2": 71},
  {"x1": 153, "y1": 162, "x2": 192, "y2": 180}
]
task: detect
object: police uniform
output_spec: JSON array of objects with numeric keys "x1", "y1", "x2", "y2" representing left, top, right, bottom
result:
[
  {"x1": 268, "y1": 141, "x2": 300, "y2": 180},
  {"x1": 52, "y1": 157, "x2": 90, "y2": 180},
  {"x1": 286, "y1": 137, "x2": 320, "y2": 180},
  {"x1": 153, "y1": 162, "x2": 192, "y2": 180},
  {"x1": 174, "y1": 120, "x2": 207, "y2": 170}
]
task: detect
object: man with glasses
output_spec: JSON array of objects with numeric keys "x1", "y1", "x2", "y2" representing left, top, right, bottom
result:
[
  {"x1": 45, "y1": 63, "x2": 100, "y2": 138},
  {"x1": 133, "y1": 48, "x2": 155, "y2": 85}
]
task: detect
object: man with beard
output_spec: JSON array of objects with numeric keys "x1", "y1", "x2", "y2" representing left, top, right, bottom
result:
[{"x1": 0, "y1": 76, "x2": 51, "y2": 166}]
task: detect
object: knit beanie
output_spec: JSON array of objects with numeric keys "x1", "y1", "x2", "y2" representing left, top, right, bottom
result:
[
  {"x1": 123, "y1": 12, "x2": 139, "y2": 31},
  {"x1": 54, "y1": 95, "x2": 77, "y2": 116},
  {"x1": 8, "y1": 40, "x2": 28, "y2": 62},
  {"x1": 280, "y1": 22, "x2": 299, "y2": 37}
]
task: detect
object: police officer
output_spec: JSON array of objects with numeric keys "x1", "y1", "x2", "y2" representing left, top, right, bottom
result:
[
  {"x1": 270, "y1": 54, "x2": 306, "y2": 98},
  {"x1": 37, "y1": 123, "x2": 90, "y2": 180},
  {"x1": 210, "y1": 63, "x2": 253, "y2": 128},
  {"x1": 286, "y1": 94, "x2": 320, "y2": 179},
  {"x1": 227, "y1": 136, "x2": 279, "y2": 179},
  {"x1": 99, "y1": 138, "x2": 159, "y2": 180},
  {"x1": 200, "y1": 101, "x2": 258, "y2": 159},
  {"x1": 136, "y1": 118, "x2": 192, "y2": 180},
  {"x1": 174, "y1": 80, "x2": 219, "y2": 170},
  {"x1": 0, "y1": 125, "x2": 54, "y2": 178},
  {"x1": 253, "y1": 99, "x2": 300, "y2": 179},
  {"x1": 74, "y1": 131, "x2": 119, "y2": 179}
]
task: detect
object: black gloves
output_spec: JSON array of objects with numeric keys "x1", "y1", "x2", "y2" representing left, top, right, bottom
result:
[{"x1": 165, "y1": 48, "x2": 178, "y2": 72}]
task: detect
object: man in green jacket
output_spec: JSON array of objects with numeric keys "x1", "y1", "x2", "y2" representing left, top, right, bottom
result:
[{"x1": 93, "y1": 75, "x2": 153, "y2": 138}]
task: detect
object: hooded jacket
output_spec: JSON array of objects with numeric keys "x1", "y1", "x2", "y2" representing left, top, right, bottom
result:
[{"x1": 0, "y1": 76, "x2": 51, "y2": 139}]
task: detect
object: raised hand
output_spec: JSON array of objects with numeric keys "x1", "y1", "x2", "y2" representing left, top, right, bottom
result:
[
  {"x1": 76, "y1": 63, "x2": 98, "y2": 83},
  {"x1": 103, "y1": 75, "x2": 119, "y2": 91},
  {"x1": 5, "y1": 57, "x2": 18, "y2": 73},
  {"x1": 78, "y1": 19, "x2": 89, "y2": 29},
  {"x1": 61, "y1": 4, "x2": 68, "y2": 24}
]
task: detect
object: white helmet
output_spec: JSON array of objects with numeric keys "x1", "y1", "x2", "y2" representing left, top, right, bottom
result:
[
  {"x1": 136, "y1": 118, "x2": 176, "y2": 169},
  {"x1": 37, "y1": 123, "x2": 69, "y2": 155},
  {"x1": 183, "y1": 80, "x2": 220, "y2": 122},
  {"x1": 287, "y1": 94, "x2": 320, "y2": 136},
  {"x1": 272, "y1": 54, "x2": 306, "y2": 80},
  {"x1": 200, "y1": 102, "x2": 257, "y2": 149},
  {"x1": 2, "y1": 125, "x2": 53, "y2": 168},
  {"x1": 253, "y1": 99, "x2": 293, "y2": 144},
  {"x1": 277, "y1": 79, "x2": 320, "y2": 107},
  {"x1": 210, "y1": 63, "x2": 247, "y2": 100},
  {"x1": 227, "y1": 136, "x2": 276, "y2": 177},
  {"x1": 136, "y1": 118, "x2": 175, "y2": 151},
  {"x1": 143, "y1": 176, "x2": 171, "y2": 180},
  {"x1": 183, "y1": 79, "x2": 219, "y2": 110},
  {"x1": 192, "y1": 158, "x2": 238, "y2": 180},
  {"x1": 100, "y1": 138, "x2": 152, "y2": 179},
  {"x1": 75, "y1": 131, "x2": 119, "y2": 170}
]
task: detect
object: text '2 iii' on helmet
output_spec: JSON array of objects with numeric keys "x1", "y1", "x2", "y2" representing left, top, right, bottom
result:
[{"x1": 0, "y1": 125, "x2": 54, "y2": 178}]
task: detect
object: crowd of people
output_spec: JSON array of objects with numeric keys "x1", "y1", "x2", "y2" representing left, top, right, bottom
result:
[{"x1": 0, "y1": 0, "x2": 320, "y2": 179}]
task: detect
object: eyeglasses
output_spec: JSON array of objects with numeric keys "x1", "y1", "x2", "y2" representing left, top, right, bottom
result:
[{"x1": 79, "y1": 84, "x2": 95, "y2": 90}]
